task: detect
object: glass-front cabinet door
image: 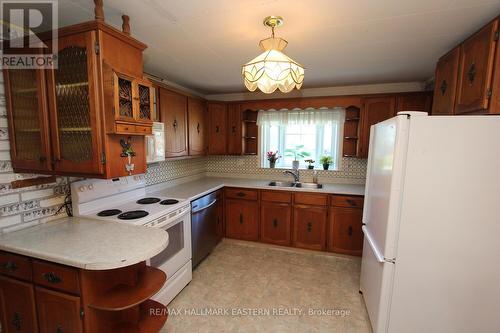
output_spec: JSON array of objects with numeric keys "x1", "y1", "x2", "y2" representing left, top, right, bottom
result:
[
  {"x1": 46, "y1": 31, "x2": 103, "y2": 175},
  {"x1": 114, "y1": 73, "x2": 135, "y2": 122},
  {"x1": 4, "y1": 69, "x2": 51, "y2": 171},
  {"x1": 136, "y1": 79, "x2": 153, "y2": 122}
]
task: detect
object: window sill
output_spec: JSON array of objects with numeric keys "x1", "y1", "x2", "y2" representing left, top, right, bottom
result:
[{"x1": 260, "y1": 166, "x2": 339, "y2": 172}]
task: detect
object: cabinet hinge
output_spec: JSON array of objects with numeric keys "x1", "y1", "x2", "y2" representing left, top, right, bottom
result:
[
  {"x1": 94, "y1": 41, "x2": 100, "y2": 54},
  {"x1": 495, "y1": 30, "x2": 499, "y2": 42},
  {"x1": 487, "y1": 89, "x2": 493, "y2": 99},
  {"x1": 101, "y1": 153, "x2": 106, "y2": 164},
  {"x1": 80, "y1": 308, "x2": 85, "y2": 318}
]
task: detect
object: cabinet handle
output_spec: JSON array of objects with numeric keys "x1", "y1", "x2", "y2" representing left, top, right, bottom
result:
[
  {"x1": 236, "y1": 192, "x2": 246, "y2": 197},
  {"x1": 43, "y1": 272, "x2": 62, "y2": 284},
  {"x1": 56, "y1": 325, "x2": 64, "y2": 333},
  {"x1": 173, "y1": 119, "x2": 178, "y2": 131},
  {"x1": 307, "y1": 222, "x2": 312, "y2": 232},
  {"x1": 197, "y1": 123, "x2": 200, "y2": 133},
  {"x1": 217, "y1": 217, "x2": 220, "y2": 225},
  {"x1": 2, "y1": 261, "x2": 18, "y2": 272},
  {"x1": 232, "y1": 125, "x2": 236, "y2": 133},
  {"x1": 239, "y1": 213, "x2": 243, "y2": 224},
  {"x1": 39, "y1": 156, "x2": 47, "y2": 162},
  {"x1": 11, "y1": 312, "x2": 21, "y2": 330},
  {"x1": 467, "y1": 63, "x2": 476, "y2": 85},
  {"x1": 215, "y1": 125, "x2": 220, "y2": 133},
  {"x1": 440, "y1": 80, "x2": 447, "y2": 95},
  {"x1": 272, "y1": 218, "x2": 278, "y2": 228},
  {"x1": 348, "y1": 226, "x2": 353, "y2": 237},
  {"x1": 346, "y1": 199, "x2": 357, "y2": 207}
]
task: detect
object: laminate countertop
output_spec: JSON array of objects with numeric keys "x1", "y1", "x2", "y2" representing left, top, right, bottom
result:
[
  {"x1": 148, "y1": 177, "x2": 365, "y2": 202},
  {"x1": 0, "y1": 217, "x2": 169, "y2": 270}
]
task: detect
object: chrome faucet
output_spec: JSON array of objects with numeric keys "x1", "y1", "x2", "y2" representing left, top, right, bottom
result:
[{"x1": 283, "y1": 169, "x2": 300, "y2": 183}]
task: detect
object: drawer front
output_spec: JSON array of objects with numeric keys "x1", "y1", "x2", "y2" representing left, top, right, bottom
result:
[
  {"x1": 261, "y1": 190, "x2": 292, "y2": 203},
  {"x1": 330, "y1": 195, "x2": 364, "y2": 208},
  {"x1": 294, "y1": 193, "x2": 328, "y2": 206},
  {"x1": 116, "y1": 123, "x2": 136, "y2": 133},
  {"x1": 225, "y1": 188, "x2": 258, "y2": 200},
  {"x1": 135, "y1": 125, "x2": 152, "y2": 135},
  {"x1": 0, "y1": 252, "x2": 32, "y2": 281},
  {"x1": 33, "y1": 261, "x2": 80, "y2": 295}
]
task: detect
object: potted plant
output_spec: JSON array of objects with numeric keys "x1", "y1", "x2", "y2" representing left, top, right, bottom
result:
[
  {"x1": 266, "y1": 150, "x2": 281, "y2": 168},
  {"x1": 304, "y1": 159, "x2": 315, "y2": 169},
  {"x1": 284, "y1": 145, "x2": 310, "y2": 170},
  {"x1": 320, "y1": 155, "x2": 333, "y2": 170}
]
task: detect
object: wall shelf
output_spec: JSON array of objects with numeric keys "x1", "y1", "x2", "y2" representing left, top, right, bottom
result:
[{"x1": 343, "y1": 106, "x2": 361, "y2": 157}]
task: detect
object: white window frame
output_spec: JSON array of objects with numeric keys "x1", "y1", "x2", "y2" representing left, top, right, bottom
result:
[{"x1": 259, "y1": 109, "x2": 344, "y2": 170}]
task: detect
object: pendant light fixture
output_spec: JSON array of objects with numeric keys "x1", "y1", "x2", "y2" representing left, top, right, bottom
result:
[{"x1": 242, "y1": 16, "x2": 305, "y2": 94}]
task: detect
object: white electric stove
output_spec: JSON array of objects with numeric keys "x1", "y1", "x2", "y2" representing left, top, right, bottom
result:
[{"x1": 71, "y1": 174, "x2": 192, "y2": 305}]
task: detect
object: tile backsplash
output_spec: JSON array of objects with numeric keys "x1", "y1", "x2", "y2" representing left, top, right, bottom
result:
[
  {"x1": 0, "y1": 73, "x2": 69, "y2": 234},
  {"x1": 206, "y1": 155, "x2": 367, "y2": 184},
  {"x1": 144, "y1": 155, "x2": 366, "y2": 187}
]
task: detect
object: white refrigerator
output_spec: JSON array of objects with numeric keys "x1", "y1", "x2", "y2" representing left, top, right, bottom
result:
[{"x1": 360, "y1": 112, "x2": 500, "y2": 333}]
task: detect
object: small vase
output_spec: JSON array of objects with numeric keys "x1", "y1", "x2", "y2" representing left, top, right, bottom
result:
[
  {"x1": 308, "y1": 165, "x2": 314, "y2": 170},
  {"x1": 292, "y1": 160, "x2": 299, "y2": 170},
  {"x1": 323, "y1": 163, "x2": 330, "y2": 170},
  {"x1": 269, "y1": 161, "x2": 276, "y2": 168}
]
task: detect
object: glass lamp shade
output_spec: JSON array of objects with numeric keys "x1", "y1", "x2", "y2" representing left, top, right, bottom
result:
[{"x1": 242, "y1": 37, "x2": 304, "y2": 94}]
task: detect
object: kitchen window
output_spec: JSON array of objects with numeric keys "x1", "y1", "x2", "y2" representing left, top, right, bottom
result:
[{"x1": 258, "y1": 107, "x2": 345, "y2": 170}]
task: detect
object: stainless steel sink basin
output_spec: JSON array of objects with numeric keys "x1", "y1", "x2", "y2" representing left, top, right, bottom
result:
[
  {"x1": 268, "y1": 181, "x2": 323, "y2": 189},
  {"x1": 295, "y1": 182, "x2": 323, "y2": 189},
  {"x1": 268, "y1": 181, "x2": 295, "y2": 187}
]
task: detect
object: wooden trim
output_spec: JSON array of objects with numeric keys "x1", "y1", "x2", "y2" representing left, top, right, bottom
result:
[
  {"x1": 10, "y1": 176, "x2": 57, "y2": 189},
  {"x1": 39, "y1": 21, "x2": 147, "y2": 51}
]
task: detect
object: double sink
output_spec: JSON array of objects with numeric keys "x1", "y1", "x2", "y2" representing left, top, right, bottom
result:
[{"x1": 268, "y1": 181, "x2": 323, "y2": 189}]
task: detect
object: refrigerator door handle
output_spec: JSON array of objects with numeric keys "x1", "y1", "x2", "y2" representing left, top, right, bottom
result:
[{"x1": 362, "y1": 225, "x2": 392, "y2": 263}]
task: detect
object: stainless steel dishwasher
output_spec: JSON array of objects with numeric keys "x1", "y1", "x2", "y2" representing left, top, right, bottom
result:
[{"x1": 191, "y1": 190, "x2": 220, "y2": 268}]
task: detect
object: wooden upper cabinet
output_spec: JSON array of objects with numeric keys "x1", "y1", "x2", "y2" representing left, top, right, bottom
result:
[
  {"x1": 46, "y1": 31, "x2": 104, "y2": 175},
  {"x1": 396, "y1": 93, "x2": 432, "y2": 113},
  {"x1": 187, "y1": 97, "x2": 206, "y2": 156},
  {"x1": 207, "y1": 102, "x2": 227, "y2": 155},
  {"x1": 3, "y1": 69, "x2": 51, "y2": 172},
  {"x1": 227, "y1": 104, "x2": 242, "y2": 155},
  {"x1": 455, "y1": 19, "x2": 498, "y2": 114},
  {"x1": 432, "y1": 47, "x2": 460, "y2": 115},
  {"x1": 159, "y1": 88, "x2": 188, "y2": 157},
  {"x1": 35, "y1": 287, "x2": 83, "y2": 333},
  {"x1": 358, "y1": 96, "x2": 396, "y2": 158},
  {"x1": 0, "y1": 276, "x2": 38, "y2": 333}
]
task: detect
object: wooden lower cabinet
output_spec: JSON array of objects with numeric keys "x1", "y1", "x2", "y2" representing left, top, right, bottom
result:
[
  {"x1": 0, "y1": 254, "x2": 167, "y2": 333},
  {"x1": 35, "y1": 287, "x2": 83, "y2": 333},
  {"x1": 327, "y1": 207, "x2": 364, "y2": 256},
  {"x1": 260, "y1": 201, "x2": 292, "y2": 246},
  {"x1": 225, "y1": 199, "x2": 259, "y2": 241},
  {"x1": 0, "y1": 276, "x2": 38, "y2": 333},
  {"x1": 292, "y1": 205, "x2": 328, "y2": 251}
]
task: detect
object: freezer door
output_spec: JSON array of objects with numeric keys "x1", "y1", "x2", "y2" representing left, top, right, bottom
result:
[
  {"x1": 363, "y1": 114, "x2": 411, "y2": 259},
  {"x1": 360, "y1": 227, "x2": 395, "y2": 333}
]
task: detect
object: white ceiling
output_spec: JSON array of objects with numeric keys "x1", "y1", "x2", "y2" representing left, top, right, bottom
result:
[{"x1": 60, "y1": 0, "x2": 500, "y2": 94}]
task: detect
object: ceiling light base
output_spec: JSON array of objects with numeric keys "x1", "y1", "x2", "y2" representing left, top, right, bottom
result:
[{"x1": 263, "y1": 16, "x2": 283, "y2": 28}]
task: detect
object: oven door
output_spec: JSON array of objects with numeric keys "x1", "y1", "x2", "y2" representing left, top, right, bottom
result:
[{"x1": 147, "y1": 208, "x2": 191, "y2": 278}]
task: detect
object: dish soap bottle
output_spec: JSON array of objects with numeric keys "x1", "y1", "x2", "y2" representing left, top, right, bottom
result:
[{"x1": 312, "y1": 170, "x2": 318, "y2": 184}]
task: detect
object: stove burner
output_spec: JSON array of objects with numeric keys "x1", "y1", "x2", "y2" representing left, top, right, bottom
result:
[
  {"x1": 160, "y1": 199, "x2": 180, "y2": 205},
  {"x1": 118, "y1": 210, "x2": 149, "y2": 220},
  {"x1": 136, "y1": 197, "x2": 161, "y2": 204},
  {"x1": 97, "y1": 209, "x2": 122, "y2": 217}
]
